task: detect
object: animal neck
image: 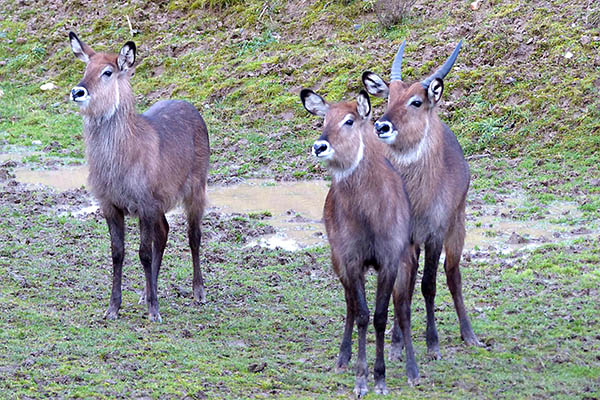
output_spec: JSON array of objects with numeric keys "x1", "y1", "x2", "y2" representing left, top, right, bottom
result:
[
  {"x1": 330, "y1": 134, "x2": 365, "y2": 183},
  {"x1": 82, "y1": 83, "x2": 140, "y2": 174},
  {"x1": 331, "y1": 126, "x2": 384, "y2": 191},
  {"x1": 82, "y1": 81, "x2": 137, "y2": 142},
  {"x1": 390, "y1": 116, "x2": 444, "y2": 213}
]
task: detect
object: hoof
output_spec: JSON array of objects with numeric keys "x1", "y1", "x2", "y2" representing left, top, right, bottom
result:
[
  {"x1": 192, "y1": 298, "x2": 206, "y2": 306},
  {"x1": 193, "y1": 289, "x2": 206, "y2": 304},
  {"x1": 374, "y1": 380, "x2": 388, "y2": 395},
  {"x1": 104, "y1": 308, "x2": 119, "y2": 320},
  {"x1": 407, "y1": 376, "x2": 420, "y2": 387},
  {"x1": 149, "y1": 312, "x2": 162, "y2": 323},
  {"x1": 353, "y1": 378, "x2": 368, "y2": 398},
  {"x1": 388, "y1": 344, "x2": 404, "y2": 362},
  {"x1": 463, "y1": 334, "x2": 483, "y2": 347},
  {"x1": 427, "y1": 347, "x2": 442, "y2": 361},
  {"x1": 406, "y1": 363, "x2": 419, "y2": 386}
]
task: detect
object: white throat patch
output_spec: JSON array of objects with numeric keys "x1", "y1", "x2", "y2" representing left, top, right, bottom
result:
[
  {"x1": 331, "y1": 134, "x2": 364, "y2": 182},
  {"x1": 390, "y1": 119, "x2": 430, "y2": 166},
  {"x1": 104, "y1": 82, "x2": 120, "y2": 120}
]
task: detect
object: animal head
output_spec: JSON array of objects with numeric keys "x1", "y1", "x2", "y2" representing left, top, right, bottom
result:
[
  {"x1": 362, "y1": 40, "x2": 462, "y2": 162},
  {"x1": 69, "y1": 32, "x2": 136, "y2": 119},
  {"x1": 300, "y1": 89, "x2": 371, "y2": 179}
]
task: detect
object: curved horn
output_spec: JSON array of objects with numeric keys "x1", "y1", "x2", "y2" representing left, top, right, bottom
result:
[
  {"x1": 421, "y1": 39, "x2": 463, "y2": 88},
  {"x1": 389, "y1": 39, "x2": 406, "y2": 82}
]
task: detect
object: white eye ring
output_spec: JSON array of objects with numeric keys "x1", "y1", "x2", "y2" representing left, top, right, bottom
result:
[{"x1": 101, "y1": 67, "x2": 113, "y2": 78}]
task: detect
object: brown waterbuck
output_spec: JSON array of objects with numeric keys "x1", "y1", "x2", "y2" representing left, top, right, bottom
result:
[
  {"x1": 300, "y1": 88, "x2": 418, "y2": 396},
  {"x1": 69, "y1": 32, "x2": 210, "y2": 322},
  {"x1": 362, "y1": 40, "x2": 481, "y2": 359}
]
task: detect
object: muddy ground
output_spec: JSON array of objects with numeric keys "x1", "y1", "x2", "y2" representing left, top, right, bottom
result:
[{"x1": 1, "y1": 154, "x2": 598, "y2": 398}]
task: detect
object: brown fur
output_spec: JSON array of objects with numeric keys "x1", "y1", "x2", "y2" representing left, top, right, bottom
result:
[
  {"x1": 69, "y1": 32, "x2": 210, "y2": 322},
  {"x1": 302, "y1": 89, "x2": 419, "y2": 395},
  {"x1": 364, "y1": 70, "x2": 480, "y2": 359}
]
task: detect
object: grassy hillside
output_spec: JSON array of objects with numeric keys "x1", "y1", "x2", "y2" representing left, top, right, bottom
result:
[{"x1": 1, "y1": 0, "x2": 599, "y2": 183}]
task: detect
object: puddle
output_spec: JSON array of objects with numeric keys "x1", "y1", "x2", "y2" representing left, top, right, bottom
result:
[
  {"x1": 207, "y1": 179, "x2": 330, "y2": 251},
  {"x1": 0, "y1": 146, "x2": 45, "y2": 163},
  {"x1": 11, "y1": 166, "x2": 330, "y2": 251},
  {"x1": 14, "y1": 165, "x2": 89, "y2": 192},
  {"x1": 0, "y1": 153, "x2": 24, "y2": 162},
  {"x1": 10, "y1": 163, "x2": 598, "y2": 253},
  {"x1": 465, "y1": 199, "x2": 596, "y2": 255}
]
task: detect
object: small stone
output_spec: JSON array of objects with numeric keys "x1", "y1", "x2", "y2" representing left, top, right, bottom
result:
[
  {"x1": 40, "y1": 82, "x2": 59, "y2": 91},
  {"x1": 564, "y1": 51, "x2": 573, "y2": 59},
  {"x1": 32, "y1": 140, "x2": 42, "y2": 145},
  {"x1": 507, "y1": 232, "x2": 528, "y2": 244},
  {"x1": 580, "y1": 35, "x2": 590, "y2": 46},
  {"x1": 470, "y1": 0, "x2": 481, "y2": 10}
]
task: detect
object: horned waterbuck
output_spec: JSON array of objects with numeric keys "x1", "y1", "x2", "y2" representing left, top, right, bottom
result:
[
  {"x1": 69, "y1": 32, "x2": 210, "y2": 322},
  {"x1": 301, "y1": 89, "x2": 418, "y2": 396},
  {"x1": 362, "y1": 40, "x2": 481, "y2": 359}
]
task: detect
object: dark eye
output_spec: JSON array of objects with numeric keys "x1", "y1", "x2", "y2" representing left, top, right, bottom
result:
[
  {"x1": 411, "y1": 100, "x2": 422, "y2": 108},
  {"x1": 344, "y1": 118, "x2": 354, "y2": 126},
  {"x1": 103, "y1": 70, "x2": 113, "y2": 77}
]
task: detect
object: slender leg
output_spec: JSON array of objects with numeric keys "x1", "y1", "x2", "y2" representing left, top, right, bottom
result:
[
  {"x1": 394, "y1": 250, "x2": 419, "y2": 385},
  {"x1": 139, "y1": 215, "x2": 161, "y2": 322},
  {"x1": 151, "y1": 214, "x2": 168, "y2": 313},
  {"x1": 389, "y1": 317, "x2": 404, "y2": 361},
  {"x1": 104, "y1": 205, "x2": 125, "y2": 320},
  {"x1": 353, "y1": 277, "x2": 369, "y2": 398},
  {"x1": 422, "y1": 239, "x2": 443, "y2": 359},
  {"x1": 445, "y1": 221, "x2": 481, "y2": 347},
  {"x1": 390, "y1": 244, "x2": 419, "y2": 361},
  {"x1": 373, "y1": 265, "x2": 396, "y2": 395},
  {"x1": 188, "y1": 212, "x2": 205, "y2": 304},
  {"x1": 336, "y1": 285, "x2": 355, "y2": 373},
  {"x1": 444, "y1": 242, "x2": 481, "y2": 346},
  {"x1": 139, "y1": 215, "x2": 168, "y2": 305}
]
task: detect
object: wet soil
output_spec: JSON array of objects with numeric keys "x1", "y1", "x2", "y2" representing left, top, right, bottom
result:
[
  {"x1": 1, "y1": 156, "x2": 598, "y2": 399},
  {"x1": 6, "y1": 161, "x2": 599, "y2": 255}
]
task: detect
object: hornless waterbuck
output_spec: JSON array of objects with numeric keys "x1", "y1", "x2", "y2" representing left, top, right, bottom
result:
[
  {"x1": 362, "y1": 40, "x2": 481, "y2": 359},
  {"x1": 300, "y1": 89, "x2": 418, "y2": 396},
  {"x1": 69, "y1": 32, "x2": 210, "y2": 322}
]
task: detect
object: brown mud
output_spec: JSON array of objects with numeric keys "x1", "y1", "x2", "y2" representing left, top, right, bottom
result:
[{"x1": 5, "y1": 161, "x2": 599, "y2": 255}]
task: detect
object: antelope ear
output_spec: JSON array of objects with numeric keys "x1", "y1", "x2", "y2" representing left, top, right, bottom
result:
[
  {"x1": 362, "y1": 71, "x2": 389, "y2": 98},
  {"x1": 300, "y1": 89, "x2": 329, "y2": 117},
  {"x1": 356, "y1": 90, "x2": 371, "y2": 119},
  {"x1": 117, "y1": 41, "x2": 136, "y2": 71},
  {"x1": 426, "y1": 78, "x2": 444, "y2": 105},
  {"x1": 69, "y1": 32, "x2": 94, "y2": 64}
]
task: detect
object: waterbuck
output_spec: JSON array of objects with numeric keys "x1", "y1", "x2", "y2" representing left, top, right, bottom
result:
[
  {"x1": 69, "y1": 32, "x2": 210, "y2": 322},
  {"x1": 362, "y1": 40, "x2": 481, "y2": 359},
  {"x1": 300, "y1": 89, "x2": 418, "y2": 396}
]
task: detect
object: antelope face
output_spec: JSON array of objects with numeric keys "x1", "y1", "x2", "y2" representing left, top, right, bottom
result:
[
  {"x1": 69, "y1": 32, "x2": 136, "y2": 119},
  {"x1": 300, "y1": 89, "x2": 371, "y2": 177},
  {"x1": 363, "y1": 73, "x2": 444, "y2": 161},
  {"x1": 362, "y1": 40, "x2": 461, "y2": 163}
]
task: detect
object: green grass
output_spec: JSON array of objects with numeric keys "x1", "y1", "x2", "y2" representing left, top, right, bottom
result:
[
  {"x1": 1, "y1": 0, "x2": 600, "y2": 398},
  {"x1": 0, "y1": 186, "x2": 599, "y2": 399}
]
